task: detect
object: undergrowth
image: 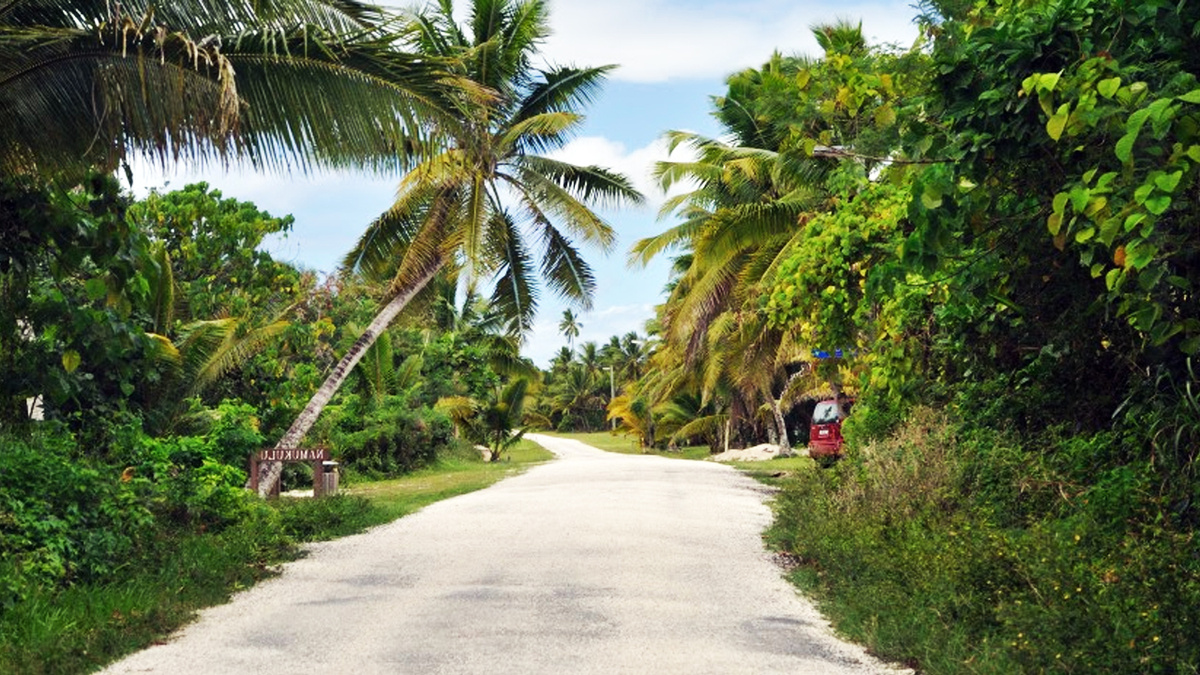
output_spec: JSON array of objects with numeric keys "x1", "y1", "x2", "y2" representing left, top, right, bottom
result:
[{"x1": 767, "y1": 406, "x2": 1200, "y2": 673}]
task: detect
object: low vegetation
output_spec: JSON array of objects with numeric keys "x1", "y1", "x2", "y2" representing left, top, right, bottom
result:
[{"x1": 0, "y1": 432, "x2": 551, "y2": 675}]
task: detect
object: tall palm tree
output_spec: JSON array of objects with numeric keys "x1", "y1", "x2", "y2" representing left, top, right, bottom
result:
[
  {"x1": 559, "y1": 309, "x2": 582, "y2": 349},
  {"x1": 626, "y1": 29, "x2": 874, "y2": 450},
  {"x1": 1, "y1": 0, "x2": 473, "y2": 176},
  {"x1": 262, "y1": 0, "x2": 641, "y2": 494}
]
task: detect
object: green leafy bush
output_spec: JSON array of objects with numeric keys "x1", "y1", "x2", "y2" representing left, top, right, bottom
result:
[
  {"x1": 0, "y1": 428, "x2": 153, "y2": 610},
  {"x1": 769, "y1": 408, "x2": 1200, "y2": 673},
  {"x1": 332, "y1": 396, "x2": 454, "y2": 476}
]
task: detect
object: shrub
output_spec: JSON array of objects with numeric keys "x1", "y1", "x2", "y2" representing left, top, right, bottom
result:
[
  {"x1": 332, "y1": 396, "x2": 454, "y2": 476},
  {"x1": 768, "y1": 407, "x2": 1200, "y2": 673},
  {"x1": 0, "y1": 427, "x2": 154, "y2": 610}
]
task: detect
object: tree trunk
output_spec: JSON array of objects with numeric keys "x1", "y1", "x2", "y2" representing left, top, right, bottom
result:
[
  {"x1": 770, "y1": 399, "x2": 791, "y2": 452},
  {"x1": 256, "y1": 260, "x2": 444, "y2": 497}
]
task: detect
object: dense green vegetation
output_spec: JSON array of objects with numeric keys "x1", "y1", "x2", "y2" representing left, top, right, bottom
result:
[
  {"x1": 604, "y1": 1, "x2": 1200, "y2": 671},
  {"x1": 5, "y1": 0, "x2": 1200, "y2": 672},
  {"x1": 0, "y1": 0, "x2": 619, "y2": 671}
]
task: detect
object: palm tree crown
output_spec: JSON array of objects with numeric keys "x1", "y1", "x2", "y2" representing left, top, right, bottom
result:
[
  {"x1": 344, "y1": 0, "x2": 642, "y2": 333},
  {"x1": 0, "y1": 0, "x2": 472, "y2": 176}
]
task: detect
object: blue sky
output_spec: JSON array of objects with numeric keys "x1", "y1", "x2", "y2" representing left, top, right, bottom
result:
[{"x1": 132, "y1": 0, "x2": 920, "y2": 367}]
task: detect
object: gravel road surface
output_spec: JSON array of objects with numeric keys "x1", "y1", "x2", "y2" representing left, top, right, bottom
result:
[{"x1": 102, "y1": 434, "x2": 906, "y2": 675}]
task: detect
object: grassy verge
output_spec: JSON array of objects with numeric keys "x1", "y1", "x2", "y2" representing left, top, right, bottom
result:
[{"x1": 0, "y1": 440, "x2": 553, "y2": 675}]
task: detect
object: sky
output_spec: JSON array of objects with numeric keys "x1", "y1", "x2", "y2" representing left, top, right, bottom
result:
[{"x1": 131, "y1": 0, "x2": 921, "y2": 367}]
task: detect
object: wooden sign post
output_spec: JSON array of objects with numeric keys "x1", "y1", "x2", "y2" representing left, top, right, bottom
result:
[{"x1": 249, "y1": 447, "x2": 332, "y2": 498}]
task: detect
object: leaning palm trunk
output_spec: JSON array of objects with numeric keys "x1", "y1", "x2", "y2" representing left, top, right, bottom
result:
[
  {"x1": 769, "y1": 398, "x2": 792, "y2": 453},
  {"x1": 256, "y1": 259, "x2": 443, "y2": 496}
]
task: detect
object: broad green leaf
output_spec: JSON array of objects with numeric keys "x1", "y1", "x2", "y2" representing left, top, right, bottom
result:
[
  {"x1": 1178, "y1": 89, "x2": 1200, "y2": 104},
  {"x1": 1128, "y1": 242, "x2": 1158, "y2": 269},
  {"x1": 1105, "y1": 267, "x2": 1123, "y2": 291},
  {"x1": 1146, "y1": 97, "x2": 1174, "y2": 126},
  {"x1": 1134, "y1": 183, "x2": 1154, "y2": 204},
  {"x1": 1084, "y1": 196, "x2": 1107, "y2": 217},
  {"x1": 1125, "y1": 107, "x2": 1153, "y2": 136},
  {"x1": 1116, "y1": 107, "x2": 1153, "y2": 162},
  {"x1": 1124, "y1": 212, "x2": 1147, "y2": 232},
  {"x1": 1138, "y1": 265, "x2": 1164, "y2": 291},
  {"x1": 1098, "y1": 216, "x2": 1121, "y2": 246},
  {"x1": 1052, "y1": 192, "x2": 1069, "y2": 214},
  {"x1": 1082, "y1": 168, "x2": 1097, "y2": 183},
  {"x1": 1075, "y1": 226, "x2": 1096, "y2": 243},
  {"x1": 1097, "y1": 77, "x2": 1121, "y2": 98},
  {"x1": 1069, "y1": 186, "x2": 1090, "y2": 212},
  {"x1": 1020, "y1": 74, "x2": 1038, "y2": 95},
  {"x1": 1095, "y1": 171, "x2": 1118, "y2": 193},
  {"x1": 1115, "y1": 133, "x2": 1137, "y2": 163},
  {"x1": 1154, "y1": 170, "x2": 1183, "y2": 193},
  {"x1": 1047, "y1": 103, "x2": 1070, "y2": 140},
  {"x1": 1090, "y1": 263, "x2": 1105, "y2": 278},
  {"x1": 62, "y1": 350, "x2": 81, "y2": 373},
  {"x1": 1038, "y1": 72, "x2": 1061, "y2": 92},
  {"x1": 1145, "y1": 194, "x2": 1171, "y2": 215},
  {"x1": 1187, "y1": 146, "x2": 1200, "y2": 163},
  {"x1": 1047, "y1": 212, "x2": 1063, "y2": 235}
]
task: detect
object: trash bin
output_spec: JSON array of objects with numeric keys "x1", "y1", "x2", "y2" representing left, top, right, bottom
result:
[{"x1": 321, "y1": 461, "x2": 339, "y2": 496}]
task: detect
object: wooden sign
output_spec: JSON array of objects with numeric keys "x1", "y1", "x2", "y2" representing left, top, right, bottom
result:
[
  {"x1": 249, "y1": 446, "x2": 334, "y2": 498},
  {"x1": 256, "y1": 447, "x2": 330, "y2": 462}
]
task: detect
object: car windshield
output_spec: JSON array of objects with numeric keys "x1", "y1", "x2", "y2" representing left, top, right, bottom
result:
[{"x1": 812, "y1": 401, "x2": 840, "y2": 424}]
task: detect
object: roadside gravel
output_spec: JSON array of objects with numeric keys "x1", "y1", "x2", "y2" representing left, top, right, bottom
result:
[{"x1": 101, "y1": 434, "x2": 908, "y2": 675}]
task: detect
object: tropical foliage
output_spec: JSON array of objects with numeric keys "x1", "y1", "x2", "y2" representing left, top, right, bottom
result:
[
  {"x1": 0, "y1": 0, "x2": 470, "y2": 176},
  {"x1": 611, "y1": 2, "x2": 1200, "y2": 672}
]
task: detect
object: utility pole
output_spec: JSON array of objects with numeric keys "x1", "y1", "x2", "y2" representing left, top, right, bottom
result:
[{"x1": 605, "y1": 365, "x2": 616, "y2": 430}]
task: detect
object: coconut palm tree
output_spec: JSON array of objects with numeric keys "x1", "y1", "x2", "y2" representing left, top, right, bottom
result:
[
  {"x1": 1, "y1": 0, "x2": 473, "y2": 177},
  {"x1": 261, "y1": 0, "x2": 641, "y2": 494},
  {"x1": 558, "y1": 309, "x2": 582, "y2": 349}
]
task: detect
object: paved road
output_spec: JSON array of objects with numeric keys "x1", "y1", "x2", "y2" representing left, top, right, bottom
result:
[{"x1": 102, "y1": 435, "x2": 905, "y2": 674}]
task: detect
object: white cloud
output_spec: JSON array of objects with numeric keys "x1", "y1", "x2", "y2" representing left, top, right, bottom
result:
[
  {"x1": 547, "y1": 134, "x2": 698, "y2": 212},
  {"x1": 541, "y1": 0, "x2": 922, "y2": 83}
]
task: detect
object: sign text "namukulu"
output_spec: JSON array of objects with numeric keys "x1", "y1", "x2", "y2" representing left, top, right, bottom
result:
[{"x1": 256, "y1": 447, "x2": 330, "y2": 462}]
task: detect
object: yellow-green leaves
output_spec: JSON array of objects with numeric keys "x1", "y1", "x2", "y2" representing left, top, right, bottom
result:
[
  {"x1": 1097, "y1": 77, "x2": 1121, "y2": 99},
  {"x1": 62, "y1": 350, "x2": 81, "y2": 373},
  {"x1": 1047, "y1": 103, "x2": 1070, "y2": 141}
]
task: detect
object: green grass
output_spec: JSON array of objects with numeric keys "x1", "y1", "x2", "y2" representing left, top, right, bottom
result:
[{"x1": 0, "y1": 441, "x2": 553, "y2": 675}]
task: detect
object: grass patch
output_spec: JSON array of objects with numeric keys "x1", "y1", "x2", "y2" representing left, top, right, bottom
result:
[{"x1": 0, "y1": 440, "x2": 552, "y2": 675}]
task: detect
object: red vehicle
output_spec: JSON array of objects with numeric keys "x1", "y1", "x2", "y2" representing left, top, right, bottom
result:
[{"x1": 808, "y1": 398, "x2": 851, "y2": 460}]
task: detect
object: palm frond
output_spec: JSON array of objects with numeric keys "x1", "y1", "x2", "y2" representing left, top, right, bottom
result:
[
  {"x1": 535, "y1": 223, "x2": 597, "y2": 309},
  {"x1": 513, "y1": 64, "x2": 615, "y2": 124},
  {"x1": 497, "y1": 110, "x2": 582, "y2": 154},
  {"x1": 515, "y1": 154, "x2": 643, "y2": 212},
  {"x1": 488, "y1": 211, "x2": 539, "y2": 334}
]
